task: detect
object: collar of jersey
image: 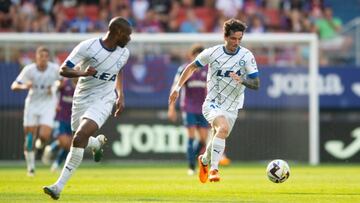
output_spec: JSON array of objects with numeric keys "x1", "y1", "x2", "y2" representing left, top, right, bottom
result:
[
  {"x1": 99, "y1": 38, "x2": 116, "y2": 52},
  {"x1": 223, "y1": 46, "x2": 240, "y2": 55}
]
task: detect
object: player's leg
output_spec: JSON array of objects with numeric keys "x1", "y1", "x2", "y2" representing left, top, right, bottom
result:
[
  {"x1": 36, "y1": 125, "x2": 52, "y2": 150},
  {"x1": 23, "y1": 126, "x2": 37, "y2": 176},
  {"x1": 194, "y1": 114, "x2": 209, "y2": 157},
  {"x1": 43, "y1": 121, "x2": 62, "y2": 166},
  {"x1": 43, "y1": 99, "x2": 112, "y2": 199},
  {"x1": 38, "y1": 125, "x2": 54, "y2": 164},
  {"x1": 43, "y1": 118, "x2": 98, "y2": 200},
  {"x1": 37, "y1": 108, "x2": 56, "y2": 150},
  {"x1": 208, "y1": 116, "x2": 229, "y2": 182},
  {"x1": 186, "y1": 126, "x2": 196, "y2": 175},
  {"x1": 183, "y1": 112, "x2": 197, "y2": 175},
  {"x1": 195, "y1": 127, "x2": 208, "y2": 157},
  {"x1": 201, "y1": 127, "x2": 215, "y2": 166},
  {"x1": 51, "y1": 133, "x2": 72, "y2": 172}
]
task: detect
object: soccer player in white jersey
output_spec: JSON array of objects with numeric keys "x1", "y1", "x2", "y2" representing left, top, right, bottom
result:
[
  {"x1": 11, "y1": 46, "x2": 60, "y2": 177},
  {"x1": 43, "y1": 16, "x2": 132, "y2": 200},
  {"x1": 169, "y1": 18, "x2": 260, "y2": 183}
]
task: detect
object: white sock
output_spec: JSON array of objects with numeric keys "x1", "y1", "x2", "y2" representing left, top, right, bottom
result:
[
  {"x1": 201, "y1": 128, "x2": 216, "y2": 165},
  {"x1": 86, "y1": 136, "x2": 100, "y2": 150},
  {"x1": 201, "y1": 138, "x2": 213, "y2": 165},
  {"x1": 54, "y1": 147, "x2": 84, "y2": 191},
  {"x1": 210, "y1": 137, "x2": 225, "y2": 171},
  {"x1": 24, "y1": 151, "x2": 35, "y2": 171}
]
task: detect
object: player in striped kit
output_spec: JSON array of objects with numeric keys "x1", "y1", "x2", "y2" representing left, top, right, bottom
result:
[
  {"x1": 43, "y1": 16, "x2": 132, "y2": 200},
  {"x1": 169, "y1": 19, "x2": 260, "y2": 183},
  {"x1": 11, "y1": 46, "x2": 61, "y2": 177}
]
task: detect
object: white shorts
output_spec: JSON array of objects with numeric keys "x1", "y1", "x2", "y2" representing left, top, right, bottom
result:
[
  {"x1": 23, "y1": 105, "x2": 56, "y2": 128},
  {"x1": 23, "y1": 98, "x2": 56, "y2": 128},
  {"x1": 202, "y1": 101, "x2": 238, "y2": 137},
  {"x1": 71, "y1": 97, "x2": 115, "y2": 132}
]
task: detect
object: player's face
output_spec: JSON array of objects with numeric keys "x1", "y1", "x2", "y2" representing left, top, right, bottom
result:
[
  {"x1": 36, "y1": 50, "x2": 49, "y2": 68},
  {"x1": 117, "y1": 26, "x2": 132, "y2": 48},
  {"x1": 224, "y1": 31, "x2": 243, "y2": 52}
]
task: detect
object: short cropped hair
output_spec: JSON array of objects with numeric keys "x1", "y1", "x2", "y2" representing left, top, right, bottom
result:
[
  {"x1": 189, "y1": 44, "x2": 204, "y2": 56},
  {"x1": 36, "y1": 46, "x2": 49, "y2": 54},
  {"x1": 223, "y1": 19, "x2": 247, "y2": 37}
]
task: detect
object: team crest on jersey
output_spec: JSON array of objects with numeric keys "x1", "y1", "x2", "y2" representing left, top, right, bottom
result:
[{"x1": 239, "y1": 60, "x2": 246, "y2": 66}]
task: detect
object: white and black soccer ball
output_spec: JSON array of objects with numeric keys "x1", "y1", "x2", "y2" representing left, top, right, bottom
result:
[{"x1": 266, "y1": 159, "x2": 290, "y2": 183}]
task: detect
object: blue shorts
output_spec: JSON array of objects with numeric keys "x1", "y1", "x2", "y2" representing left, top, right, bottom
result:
[
  {"x1": 53, "y1": 120, "x2": 72, "y2": 138},
  {"x1": 182, "y1": 112, "x2": 209, "y2": 128}
]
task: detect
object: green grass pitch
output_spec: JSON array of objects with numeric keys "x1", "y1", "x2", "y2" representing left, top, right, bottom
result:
[{"x1": 0, "y1": 162, "x2": 360, "y2": 202}]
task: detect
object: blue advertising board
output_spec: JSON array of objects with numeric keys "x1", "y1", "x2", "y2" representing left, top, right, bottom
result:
[
  {"x1": 246, "y1": 67, "x2": 360, "y2": 109},
  {"x1": 1, "y1": 62, "x2": 360, "y2": 109}
]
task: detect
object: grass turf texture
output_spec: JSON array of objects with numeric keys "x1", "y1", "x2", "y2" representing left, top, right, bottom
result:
[{"x1": 0, "y1": 162, "x2": 360, "y2": 202}]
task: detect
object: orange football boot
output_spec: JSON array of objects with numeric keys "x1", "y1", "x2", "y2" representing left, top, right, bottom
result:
[
  {"x1": 209, "y1": 169, "x2": 220, "y2": 182},
  {"x1": 198, "y1": 155, "x2": 208, "y2": 183}
]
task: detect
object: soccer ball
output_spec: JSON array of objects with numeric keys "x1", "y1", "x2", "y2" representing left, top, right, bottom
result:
[{"x1": 266, "y1": 159, "x2": 290, "y2": 183}]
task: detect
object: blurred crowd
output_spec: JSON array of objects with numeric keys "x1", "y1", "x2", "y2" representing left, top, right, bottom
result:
[{"x1": 0, "y1": 0, "x2": 354, "y2": 66}]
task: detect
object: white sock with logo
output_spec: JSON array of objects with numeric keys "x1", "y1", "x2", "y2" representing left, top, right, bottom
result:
[
  {"x1": 201, "y1": 138, "x2": 213, "y2": 165},
  {"x1": 54, "y1": 147, "x2": 84, "y2": 191},
  {"x1": 86, "y1": 136, "x2": 100, "y2": 150},
  {"x1": 210, "y1": 137, "x2": 225, "y2": 171}
]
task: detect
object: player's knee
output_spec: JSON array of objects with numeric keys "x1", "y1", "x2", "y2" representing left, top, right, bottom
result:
[
  {"x1": 72, "y1": 131, "x2": 88, "y2": 147},
  {"x1": 217, "y1": 125, "x2": 229, "y2": 138}
]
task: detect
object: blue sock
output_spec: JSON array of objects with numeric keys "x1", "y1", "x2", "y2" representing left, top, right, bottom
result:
[
  {"x1": 50, "y1": 140, "x2": 59, "y2": 152},
  {"x1": 194, "y1": 141, "x2": 204, "y2": 158},
  {"x1": 25, "y1": 133, "x2": 33, "y2": 151},
  {"x1": 187, "y1": 138, "x2": 195, "y2": 170},
  {"x1": 56, "y1": 149, "x2": 69, "y2": 165}
]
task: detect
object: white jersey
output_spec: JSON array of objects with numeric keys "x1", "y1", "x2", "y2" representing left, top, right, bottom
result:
[
  {"x1": 64, "y1": 38, "x2": 130, "y2": 106},
  {"x1": 195, "y1": 44, "x2": 259, "y2": 111},
  {"x1": 15, "y1": 62, "x2": 60, "y2": 111}
]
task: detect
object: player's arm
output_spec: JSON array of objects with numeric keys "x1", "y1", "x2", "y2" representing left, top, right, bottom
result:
[
  {"x1": 11, "y1": 81, "x2": 32, "y2": 91},
  {"x1": 230, "y1": 52, "x2": 260, "y2": 90},
  {"x1": 114, "y1": 70, "x2": 125, "y2": 117},
  {"x1": 168, "y1": 62, "x2": 198, "y2": 105},
  {"x1": 11, "y1": 66, "x2": 32, "y2": 91},
  {"x1": 59, "y1": 64, "x2": 97, "y2": 78},
  {"x1": 167, "y1": 67, "x2": 183, "y2": 122},
  {"x1": 230, "y1": 72, "x2": 260, "y2": 90},
  {"x1": 60, "y1": 41, "x2": 96, "y2": 78}
]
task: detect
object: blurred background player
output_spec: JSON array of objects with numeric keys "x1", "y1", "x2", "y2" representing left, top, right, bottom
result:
[
  {"x1": 168, "y1": 44, "x2": 209, "y2": 175},
  {"x1": 43, "y1": 16, "x2": 132, "y2": 200},
  {"x1": 11, "y1": 46, "x2": 60, "y2": 176},
  {"x1": 169, "y1": 19, "x2": 260, "y2": 183},
  {"x1": 42, "y1": 78, "x2": 76, "y2": 172}
]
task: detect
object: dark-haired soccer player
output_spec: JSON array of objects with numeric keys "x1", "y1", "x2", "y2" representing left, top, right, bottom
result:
[{"x1": 169, "y1": 18, "x2": 260, "y2": 183}]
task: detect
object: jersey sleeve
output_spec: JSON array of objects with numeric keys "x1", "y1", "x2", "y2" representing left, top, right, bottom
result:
[
  {"x1": 194, "y1": 47, "x2": 213, "y2": 68},
  {"x1": 244, "y1": 51, "x2": 259, "y2": 79},
  {"x1": 63, "y1": 41, "x2": 90, "y2": 68},
  {"x1": 14, "y1": 65, "x2": 32, "y2": 84}
]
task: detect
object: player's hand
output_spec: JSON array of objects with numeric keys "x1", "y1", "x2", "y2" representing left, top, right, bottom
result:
[
  {"x1": 229, "y1": 72, "x2": 243, "y2": 84},
  {"x1": 83, "y1": 66, "x2": 97, "y2": 77},
  {"x1": 114, "y1": 95, "x2": 125, "y2": 117},
  {"x1": 167, "y1": 108, "x2": 177, "y2": 122},
  {"x1": 168, "y1": 90, "x2": 179, "y2": 105},
  {"x1": 25, "y1": 81, "x2": 33, "y2": 89}
]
